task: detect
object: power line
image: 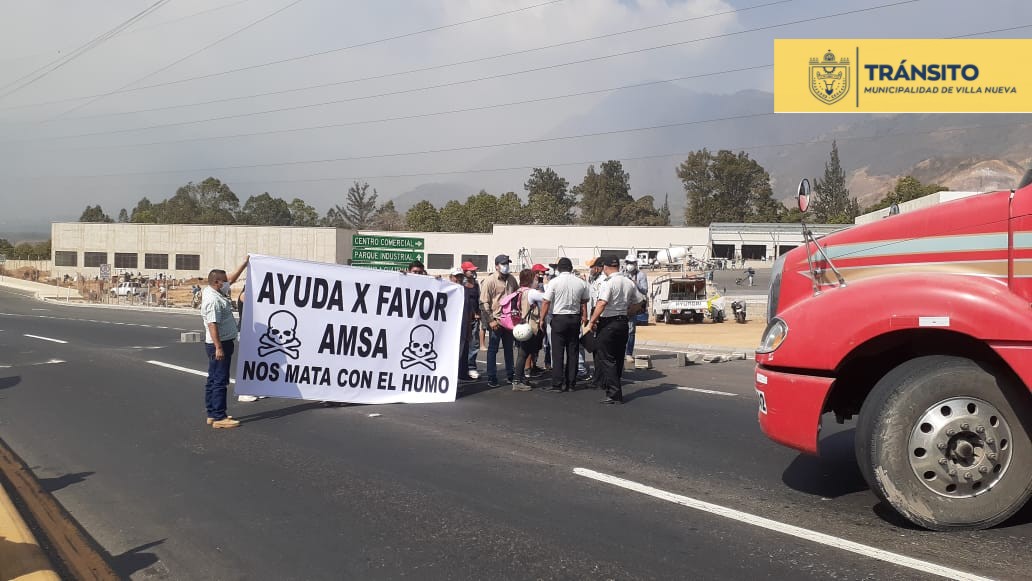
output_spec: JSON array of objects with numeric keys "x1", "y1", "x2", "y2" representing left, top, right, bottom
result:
[
  {"x1": 44, "y1": 0, "x2": 792, "y2": 121},
  {"x1": 0, "y1": 0, "x2": 253, "y2": 66},
  {"x1": 22, "y1": 112, "x2": 776, "y2": 179},
  {"x1": 0, "y1": 0, "x2": 917, "y2": 143},
  {"x1": 0, "y1": 0, "x2": 173, "y2": 100},
  {"x1": 20, "y1": 119, "x2": 1027, "y2": 188},
  {"x1": 14, "y1": 64, "x2": 773, "y2": 151},
  {"x1": 949, "y1": 23, "x2": 1032, "y2": 38},
  {"x1": 9, "y1": 0, "x2": 567, "y2": 114},
  {"x1": 45, "y1": 0, "x2": 308, "y2": 121}
]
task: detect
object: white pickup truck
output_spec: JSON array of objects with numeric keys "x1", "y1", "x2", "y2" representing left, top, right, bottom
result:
[
  {"x1": 651, "y1": 275, "x2": 710, "y2": 323},
  {"x1": 110, "y1": 281, "x2": 145, "y2": 298}
]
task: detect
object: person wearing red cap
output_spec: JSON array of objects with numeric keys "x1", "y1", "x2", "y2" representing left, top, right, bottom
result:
[{"x1": 461, "y1": 261, "x2": 482, "y2": 379}]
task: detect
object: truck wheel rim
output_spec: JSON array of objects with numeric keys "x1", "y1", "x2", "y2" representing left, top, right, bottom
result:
[{"x1": 908, "y1": 397, "x2": 1013, "y2": 498}]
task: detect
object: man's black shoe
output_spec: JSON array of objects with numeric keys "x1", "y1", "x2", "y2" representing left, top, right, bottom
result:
[
  {"x1": 487, "y1": 378, "x2": 500, "y2": 388},
  {"x1": 599, "y1": 398, "x2": 623, "y2": 405}
]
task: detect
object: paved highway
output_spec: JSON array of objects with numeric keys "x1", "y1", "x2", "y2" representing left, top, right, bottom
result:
[{"x1": 0, "y1": 287, "x2": 1028, "y2": 580}]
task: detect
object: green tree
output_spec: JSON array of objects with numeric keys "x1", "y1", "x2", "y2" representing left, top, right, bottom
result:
[
  {"x1": 240, "y1": 193, "x2": 292, "y2": 225},
  {"x1": 439, "y1": 200, "x2": 468, "y2": 232},
  {"x1": 865, "y1": 176, "x2": 948, "y2": 213},
  {"x1": 495, "y1": 191, "x2": 526, "y2": 224},
  {"x1": 811, "y1": 141, "x2": 858, "y2": 224},
  {"x1": 176, "y1": 177, "x2": 240, "y2": 224},
  {"x1": 287, "y1": 198, "x2": 320, "y2": 226},
  {"x1": 659, "y1": 194, "x2": 671, "y2": 226},
  {"x1": 405, "y1": 201, "x2": 441, "y2": 231},
  {"x1": 0, "y1": 239, "x2": 12, "y2": 253},
  {"x1": 524, "y1": 167, "x2": 574, "y2": 225},
  {"x1": 321, "y1": 207, "x2": 346, "y2": 228},
  {"x1": 130, "y1": 197, "x2": 157, "y2": 223},
  {"x1": 574, "y1": 161, "x2": 633, "y2": 225},
  {"x1": 677, "y1": 149, "x2": 776, "y2": 225},
  {"x1": 12, "y1": 242, "x2": 34, "y2": 259},
  {"x1": 619, "y1": 195, "x2": 668, "y2": 226},
  {"x1": 156, "y1": 189, "x2": 201, "y2": 224},
  {"x1": 340, "y1": 181, "x2": 378, "y2": 229},
  {"x1": 371, "y1": 200, "x2": 404, "y2": 231},
  {"x1": 464, "y1": 190, "x2": 499, "y2": 233},
  {"x1": 79, "y1": 205, "x2": 113, "y2": 222},
  {"x1": 117, "y1": 208, "x2": 129, "y2": 223}
]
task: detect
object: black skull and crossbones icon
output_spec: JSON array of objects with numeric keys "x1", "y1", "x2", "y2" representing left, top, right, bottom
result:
[
  {"x1": 258, "y1": 310, "x2": 302, "y2": 359},
  {"x1": 400, "y1": 324, "x2": 437, "y2": 371}
]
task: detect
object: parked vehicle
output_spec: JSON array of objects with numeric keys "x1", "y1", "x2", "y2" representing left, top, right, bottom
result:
[
  {"x1": 756, "y1": 173, "x2": 1032, "y2": 531},
  {"x1": 731, "y1": 300, "x2": 747, "y2": 323},
  {"x1": 110, "y1": 281, "x2": 145, "y2": 298},
  {"x1": 651, "y1": 274, "x2": 710, "y2": 323}
]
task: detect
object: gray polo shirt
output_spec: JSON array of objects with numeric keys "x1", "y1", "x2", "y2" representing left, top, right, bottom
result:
[
  {"x1": 596, "y1": 273, "x2": 643, "y2": 317},
  {"x1": 543, "y1": 272, "x2": 589, "y2": 315}
]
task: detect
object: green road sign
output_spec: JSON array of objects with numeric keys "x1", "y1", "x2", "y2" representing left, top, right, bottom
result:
[
  {"x1": 350, "y1": 262, "x2": 411, "y2": 272},
  {"x1": 351, "y1": 249, "x2": 423, "y2": 263},
  {"x1": 352, "y1": 234, "x2": 425, "y2": 251}
]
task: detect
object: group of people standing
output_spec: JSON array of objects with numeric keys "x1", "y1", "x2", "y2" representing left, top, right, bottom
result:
[
  {"x1": 198, "y1": 252, "x2": 650, "y2": 430},
  {"x1": 449, "y1": 253, "x2": 646, "y2": 405}
]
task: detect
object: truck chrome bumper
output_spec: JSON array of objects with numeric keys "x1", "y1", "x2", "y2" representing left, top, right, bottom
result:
[{"x1": 755, "y1": 365, "x2": 834, "y2": 455}]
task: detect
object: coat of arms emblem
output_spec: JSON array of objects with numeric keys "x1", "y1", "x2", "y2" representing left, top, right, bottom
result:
[{"x1": 810, "y1": 50, "x2": 850, "y2": 105}]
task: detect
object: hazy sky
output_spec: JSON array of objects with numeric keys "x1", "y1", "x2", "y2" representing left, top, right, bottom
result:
[{"x1": 1, "y1": 0, "x2": 1029, "y2": 230}]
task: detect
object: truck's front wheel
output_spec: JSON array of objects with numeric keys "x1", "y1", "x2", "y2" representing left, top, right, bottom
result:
[{"x1": 855, "y1": 355, "x2": 1032, "y2": 530}]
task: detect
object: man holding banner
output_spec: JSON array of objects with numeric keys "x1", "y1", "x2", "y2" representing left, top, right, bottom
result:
[{"x1": 202, "y1": 257, "x2": 249, "y2": 429}]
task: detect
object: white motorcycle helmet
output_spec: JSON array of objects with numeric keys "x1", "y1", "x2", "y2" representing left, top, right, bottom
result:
[{"x1": 513, "y1": 323, "x2": 534, "y2": 342}]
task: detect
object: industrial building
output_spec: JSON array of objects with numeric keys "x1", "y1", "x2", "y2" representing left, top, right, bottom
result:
[
  {"x1": 49, "y1": 223, "x2": 353, "y2": 280},
  {"x1": 853, "y1": 191, "x2": 982, "y2": 225},
  {"x1": 49, "y1": 221, "x2": 846, "y2": 279}
]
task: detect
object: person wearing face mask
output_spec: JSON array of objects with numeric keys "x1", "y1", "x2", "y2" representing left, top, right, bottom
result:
[
  {"x1": 461, "y1": 262, "x2": 482, "y2": 379},
  {"x1": 623, "y1": 255, "x2": 649, "y2": 365},
  {"x1": 479, "y1": 254, "x2": 518, "y2": 388},
  {"x1": 200, "y1": 256, "x2": 249, "y2": 428}
]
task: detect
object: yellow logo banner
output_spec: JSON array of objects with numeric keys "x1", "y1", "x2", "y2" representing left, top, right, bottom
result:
[{"x1": 774, "y1": 39, "x2": 1032, "y2": 113}]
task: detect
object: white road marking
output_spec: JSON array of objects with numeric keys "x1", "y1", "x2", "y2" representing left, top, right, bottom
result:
[
  {"x1": 31, "y1": 308, "x2": 50, "y2": 311},
  {"x1": 6, "y1": 359, "x2": 67, "y2": 368},
  {"x1": 573, "y1": 468, "x2": 992, "y2": 581},
  {"x1": 147, "y1": 360, "x2": 235, "y2": 383},
  {"x1": 677, "y1": 386, "x2": 737, "y2": 397},
  {"x1": 24, "y1": 334, "x2": 68, "y2": 344}
]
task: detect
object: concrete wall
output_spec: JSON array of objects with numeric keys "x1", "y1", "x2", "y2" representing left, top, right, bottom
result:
[
  {"x1": 854, "y1": 191, "x2": 983, "y2": 225},
  {"x1": 50, "y1": 223, "x2": 353, "y2": 279}
]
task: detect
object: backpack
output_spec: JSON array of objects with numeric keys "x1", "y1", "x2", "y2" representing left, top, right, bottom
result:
[{"x1": 498, "y1": 288, "x2": 526, "y2": 330}]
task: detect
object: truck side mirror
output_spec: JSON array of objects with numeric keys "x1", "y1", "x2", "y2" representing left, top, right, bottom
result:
[{"x1": 797, "y1": 179, "x2": 812, "y2": 213}]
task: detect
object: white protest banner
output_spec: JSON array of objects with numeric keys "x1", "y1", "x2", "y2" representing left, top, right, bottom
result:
[{"x1": 236, "y1": 255, "x2": 462, "y2": 404}]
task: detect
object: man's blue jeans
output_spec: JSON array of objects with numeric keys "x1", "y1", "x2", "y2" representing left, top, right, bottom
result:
[
  {"x1": 487, "y1": 327, "x2": 514, "y2": 383},
  {"x1": 205, "y1": 340, "x2": 235, "y2": 420}
]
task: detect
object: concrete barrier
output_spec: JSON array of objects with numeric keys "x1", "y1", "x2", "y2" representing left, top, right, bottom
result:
[
  {"x1": 0, "y1": 482, "x2": 60, "y2": 581},
  {"x1": 181, "y1": 332, "x2": 202, "y2": 343}
]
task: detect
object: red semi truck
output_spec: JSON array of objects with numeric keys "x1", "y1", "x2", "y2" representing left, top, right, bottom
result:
[{"x1": 756, "y1": 171, "x2": 1032, "y2": 531}]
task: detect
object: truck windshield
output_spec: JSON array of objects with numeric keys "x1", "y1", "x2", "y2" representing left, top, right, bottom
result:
[{"x1": 1019, "y1": 166, "x2": 1032, "y2": 189}]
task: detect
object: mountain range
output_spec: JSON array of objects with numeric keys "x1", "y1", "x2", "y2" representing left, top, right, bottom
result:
[{"x1": 392, "y1": 86, "x2": 1030, "y2": 220}]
